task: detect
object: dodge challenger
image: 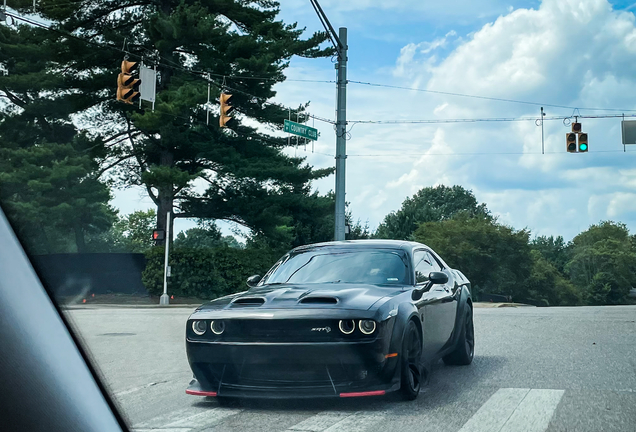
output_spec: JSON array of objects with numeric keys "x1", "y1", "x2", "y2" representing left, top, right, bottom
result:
[{"x1": 185, "y1": 240, "x2": 474, "y2": 402}]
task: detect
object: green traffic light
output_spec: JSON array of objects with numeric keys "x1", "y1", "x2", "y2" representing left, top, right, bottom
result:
[{"x1": 580, "y1": 144, "x2": 588, "y2": 151}]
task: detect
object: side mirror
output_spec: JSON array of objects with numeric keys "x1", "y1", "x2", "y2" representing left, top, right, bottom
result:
[
  {"x1": 411, "y1": 272, "x2": 449, "y2": 301},
  {"x1": 246, "y1": 275, "x2": 261, "y2": 288},
  {"x1": 429, "y1": 271, "x2": 448, "y2": 285}
]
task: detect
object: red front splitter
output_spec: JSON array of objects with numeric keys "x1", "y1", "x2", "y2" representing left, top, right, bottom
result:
[
  {"x1": 339, "y1": 390, "x2": 386, "y2": 398},
  {"x1": 186, "y1": 389, "x2": 218, "y2": 397}
]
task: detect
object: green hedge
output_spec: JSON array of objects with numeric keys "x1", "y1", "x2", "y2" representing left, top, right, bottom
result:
[{"x1": 142, "y1": 246, "x2": 281, "y2": 299}]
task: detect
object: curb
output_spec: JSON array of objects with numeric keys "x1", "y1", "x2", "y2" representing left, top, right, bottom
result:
[
  {"x1": 474, "y1": 302, "x2": 535, "y2": 308},
  {"x1": 62, "y1": 303, "x2": 201, "y2": 310}
]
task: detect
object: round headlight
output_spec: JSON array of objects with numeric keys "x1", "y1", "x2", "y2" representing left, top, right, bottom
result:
[
  {"x1": 192, "y1": 320, "x2": 207, "y2": 336},
  {"x1": 210, "y1": 320, "x2": 225, "y2": 335},
  {"x1": 338, "y1": 319, "x2": 355, "y2": 335},
  {"x1": 359, "y1": 319, "x2": 377, "y2": 335}
]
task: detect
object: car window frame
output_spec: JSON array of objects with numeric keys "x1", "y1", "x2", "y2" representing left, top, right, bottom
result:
[{"x1": 413, "y1": 249, "x2": 434, "y2": 285}]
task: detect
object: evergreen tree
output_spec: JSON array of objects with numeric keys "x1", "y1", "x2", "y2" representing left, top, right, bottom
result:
[{"x1": 4, "y1": 0, "x2": 334, "y2": 244}]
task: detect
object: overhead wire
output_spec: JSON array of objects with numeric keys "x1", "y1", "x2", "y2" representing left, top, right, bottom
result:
[
  {"x1": 348, "y1": 80, "x2": 636, "y2": 113},
  {"x1": 6, "y1": 11, "x2": 636, "y2": 158}
]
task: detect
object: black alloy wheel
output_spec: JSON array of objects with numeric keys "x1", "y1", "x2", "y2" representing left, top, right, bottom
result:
[
  {"x1": 400, "y1": 320, "x2": 422, "y2": 400},
  {"x1": 443, "y1": 305, "x2": 474, "y2": 366}
]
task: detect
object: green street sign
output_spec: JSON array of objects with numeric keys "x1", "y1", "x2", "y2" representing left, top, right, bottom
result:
[{"x1": 284, "y1": 119, "x2": 318, "y2": 141}]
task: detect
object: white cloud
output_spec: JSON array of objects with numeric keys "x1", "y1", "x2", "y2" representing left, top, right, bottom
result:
[{"x1": 336, "y1": 0, "x2": 636, "y2": 239}]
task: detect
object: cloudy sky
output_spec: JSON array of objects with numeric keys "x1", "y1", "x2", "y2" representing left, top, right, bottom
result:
[{"x1": 114, "y1": 0, "x2": 636, "y2": 241}]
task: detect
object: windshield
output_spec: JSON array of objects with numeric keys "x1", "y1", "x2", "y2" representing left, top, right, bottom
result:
[{"x1": 260, "y1": 249, "x2": 408, "y2": 285}]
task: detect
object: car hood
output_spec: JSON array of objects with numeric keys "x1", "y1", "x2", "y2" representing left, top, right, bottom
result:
[{"x1": 198, "y1": 283, "x2": 406, "y2": 312}]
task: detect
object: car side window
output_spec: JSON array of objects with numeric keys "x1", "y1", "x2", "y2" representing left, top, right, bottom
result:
[
  {"x1": 413, "y1": 250, "x2": 435, "y2": 284},
  {"x1": 426, "y1": 252, "x2": 443, "y2": 272}
]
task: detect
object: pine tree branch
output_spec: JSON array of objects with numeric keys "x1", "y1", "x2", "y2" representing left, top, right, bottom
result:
[
  {"x1": 1, "y1": 88, "x2": 27, "y2": 108},
  {"x1": 96, "y1": 153, "x2": 142, "y2": 178}
]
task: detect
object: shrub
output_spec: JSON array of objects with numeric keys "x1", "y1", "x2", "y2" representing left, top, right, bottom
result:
[{"x1": 142, "y1": 246, "x2": 280, "y2": 299}]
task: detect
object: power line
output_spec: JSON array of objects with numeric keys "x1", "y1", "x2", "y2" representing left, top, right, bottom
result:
[
  {"x1": 348, "y1": 149, "x2": 636, "y2": 157},
  {"x1": 348, "y1": 80, "x2": 636, "y2": 113},
  {"x1": 348, "y1": 113, "x2": 636, "y2": 125}
]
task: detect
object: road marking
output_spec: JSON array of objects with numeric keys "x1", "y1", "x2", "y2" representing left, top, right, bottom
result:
[
  {"x1": 135, "y1": 407, "x2": 204, "y2": 428},
  {"x1": 115, "y1": 381, "x2": 166, "y2": 397},
  {"x1": 161, "y1": 407, "x2": 242, "y2": 428},
  {"x1": 133, "y1": 429, "x2": 191, "y2": 432},
  {"x1": 458, "y1": 388, "x2": 564, "y2": 432},
  {"x1": 323, "y1": 412, "x2": 387, "y2": 432},
  {"x1": 134, "y1": 406, "x2": 241, "y2": 430},
  {"x1": 287, "y1": 411, "x2": 386, "y2": 432},
  {"x1": 500, "y1": 389, "x2": 565, "y2": 432},
  {"x1": 288, "y1": 412, "x2": 353, "y2": 431}
]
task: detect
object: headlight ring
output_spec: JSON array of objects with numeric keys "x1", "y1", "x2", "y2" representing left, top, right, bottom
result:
[{"x1": 192, "y1": 320, "x2": 207, "y2": 336}]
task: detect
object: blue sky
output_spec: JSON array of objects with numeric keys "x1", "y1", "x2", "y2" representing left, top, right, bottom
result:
[{"x1": 114, "y1": 0, "x2": 636, "y2": 241}]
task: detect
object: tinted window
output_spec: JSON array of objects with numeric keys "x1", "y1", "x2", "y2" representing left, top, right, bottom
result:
[
  {"x1": 414, "y1": 250, "x2": 436, "y2": 283},
  {"x1": 427, "y1": 252, "x2": 443, "y2": 272},
  {"x1": 260, "y1": 249, "x2": 408, "y2": 285}
]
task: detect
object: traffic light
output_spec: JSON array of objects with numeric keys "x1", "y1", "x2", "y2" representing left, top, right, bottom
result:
[
  {"x1": 219, "y1": 92, "x2": 234, "y2": 128},
  {"x1": 578, "y1": 133, "x2": 588, "y2": 152},
  {"x1": 566, "y1": 133, "x2": 577, "y2": 153},
  {"x1": 117, "y1": 60, "x2": 141, "y2": 104},
  {"x1": 572, "y1": 122, "x2": 582, "y2": 133},
  {"x1": 152, "y1": 230, "x2": 165, "y2": 242}
]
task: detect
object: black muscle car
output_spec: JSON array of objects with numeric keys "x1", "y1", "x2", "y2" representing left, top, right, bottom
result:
[{"x1": 185, "y1": 240, "x2": 474, "y2": 402}]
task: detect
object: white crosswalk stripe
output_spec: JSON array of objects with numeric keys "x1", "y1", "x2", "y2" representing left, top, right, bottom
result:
[
  {"x1": 133, "y1": 406, "x2": 242, "y2": 431},
  {"x1": 458, "y1": 388, "x2": 565, "y2": 432},
  {"x1": 287, "y1": 411, "x2": 387, "y2": 432}
]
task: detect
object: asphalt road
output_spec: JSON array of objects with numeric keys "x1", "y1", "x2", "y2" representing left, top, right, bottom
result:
[{"x1": 64, "y1": 305, "x2": 636, "y2": 432}]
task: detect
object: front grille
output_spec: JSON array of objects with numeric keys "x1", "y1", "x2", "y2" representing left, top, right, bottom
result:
[{"x1": 232, "y1": 319, "x2": 341, "y2": 342}]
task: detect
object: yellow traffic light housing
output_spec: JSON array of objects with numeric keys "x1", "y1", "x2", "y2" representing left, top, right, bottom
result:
[
  {"x1": 219, "y1": 92, "x2": 234, "y2": 128},
  {"x1": 566, "y1": 133, "x2": 577, "y2": 153},
  {"x1": 578, "y1": 133, "x2": 588, "y2": 152},
  {"x1": 117, "y1": 60, "x2": 141, "y2": 104},
  {"x1": 571, "y1": 122, "x2": 582, "y2": 133}
]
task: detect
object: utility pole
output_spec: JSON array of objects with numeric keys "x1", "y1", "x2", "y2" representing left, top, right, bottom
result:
[
  {"x1": 309, "y1": 0, "x2": 348, "y2": 241},
  {"x1": 159, "y1": 211, "x2": 171, "y2": 306},
  {"x1": 334, "y1": 27, "x2": 348, "y2": 241}
]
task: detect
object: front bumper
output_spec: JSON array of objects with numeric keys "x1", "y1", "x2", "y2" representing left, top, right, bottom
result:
[{"x1": 185, "y1": 339, "x2": 401, "y2": 398}]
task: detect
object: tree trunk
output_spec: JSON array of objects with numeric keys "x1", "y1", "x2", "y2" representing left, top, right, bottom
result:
[
  {"x1": 74, "y1": 223, "x2": 86, "y2": 253},
  {"x1": 155, "y1": 149, "x2": 174, "y2": 246}
]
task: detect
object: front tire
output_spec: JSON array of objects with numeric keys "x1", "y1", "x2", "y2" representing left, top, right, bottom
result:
[
  {"x1": 443, "y1": 305, "x2": 474, "y2": 366},
  {"x1": 400, "y1": 320, "x2": 423, "y2": 400}
]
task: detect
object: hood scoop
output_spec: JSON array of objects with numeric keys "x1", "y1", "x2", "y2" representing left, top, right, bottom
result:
[
  {"x1": 232, "y1": 297, "x2": 265, "y2": 307},
  {"x1": 298, "y1": 296, "x2": 338, "y2": 305}
]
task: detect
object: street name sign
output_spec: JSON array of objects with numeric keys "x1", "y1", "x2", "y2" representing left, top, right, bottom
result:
[{"x1": 284, "y1": 119, "x2": 318, "y2": 141}]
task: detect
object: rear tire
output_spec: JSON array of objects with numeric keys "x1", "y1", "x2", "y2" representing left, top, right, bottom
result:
[
  {"x1": 443, "y1": 305, "x2": 474, "y2": 366},
  {"x1": 400, "y1": 320, "x2": 423, "y2": 401}
]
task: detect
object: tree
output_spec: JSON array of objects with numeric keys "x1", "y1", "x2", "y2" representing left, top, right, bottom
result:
[
  {"x1": 0, "y1": 116, "x2": 115, "y2": 254},
  {"x1": 530, "y1": 235, "x2": 569, "y2": 274},
  {"x1": 413, "y1": 215, "x2": 531, "y2": 301},
  {"x1": 525, "y1": 250, "x2": 582, "y2": 306},
  {"x1": 86, "y1": 209, "x2": 156, "y2": 253},
  {"x1": 4, "y1": 0, "x2": 334, "y2": 245},
  {"x1": 566, "y1": 221, "x2": 636, "y2": 305},
  {"x1": 0, "y1": 20, "x2": 116, "y2": 254},
  {"x1": 174, "y1": 221, "x2": 243, "y2": 249},
  {"x1": 376, "y1": 185, "x2": 491, "y2": 240}
]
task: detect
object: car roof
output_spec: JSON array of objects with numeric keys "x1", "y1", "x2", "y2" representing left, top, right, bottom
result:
[{"x1": 291, "y1": 239, "x2": 429, "y2": 254}]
